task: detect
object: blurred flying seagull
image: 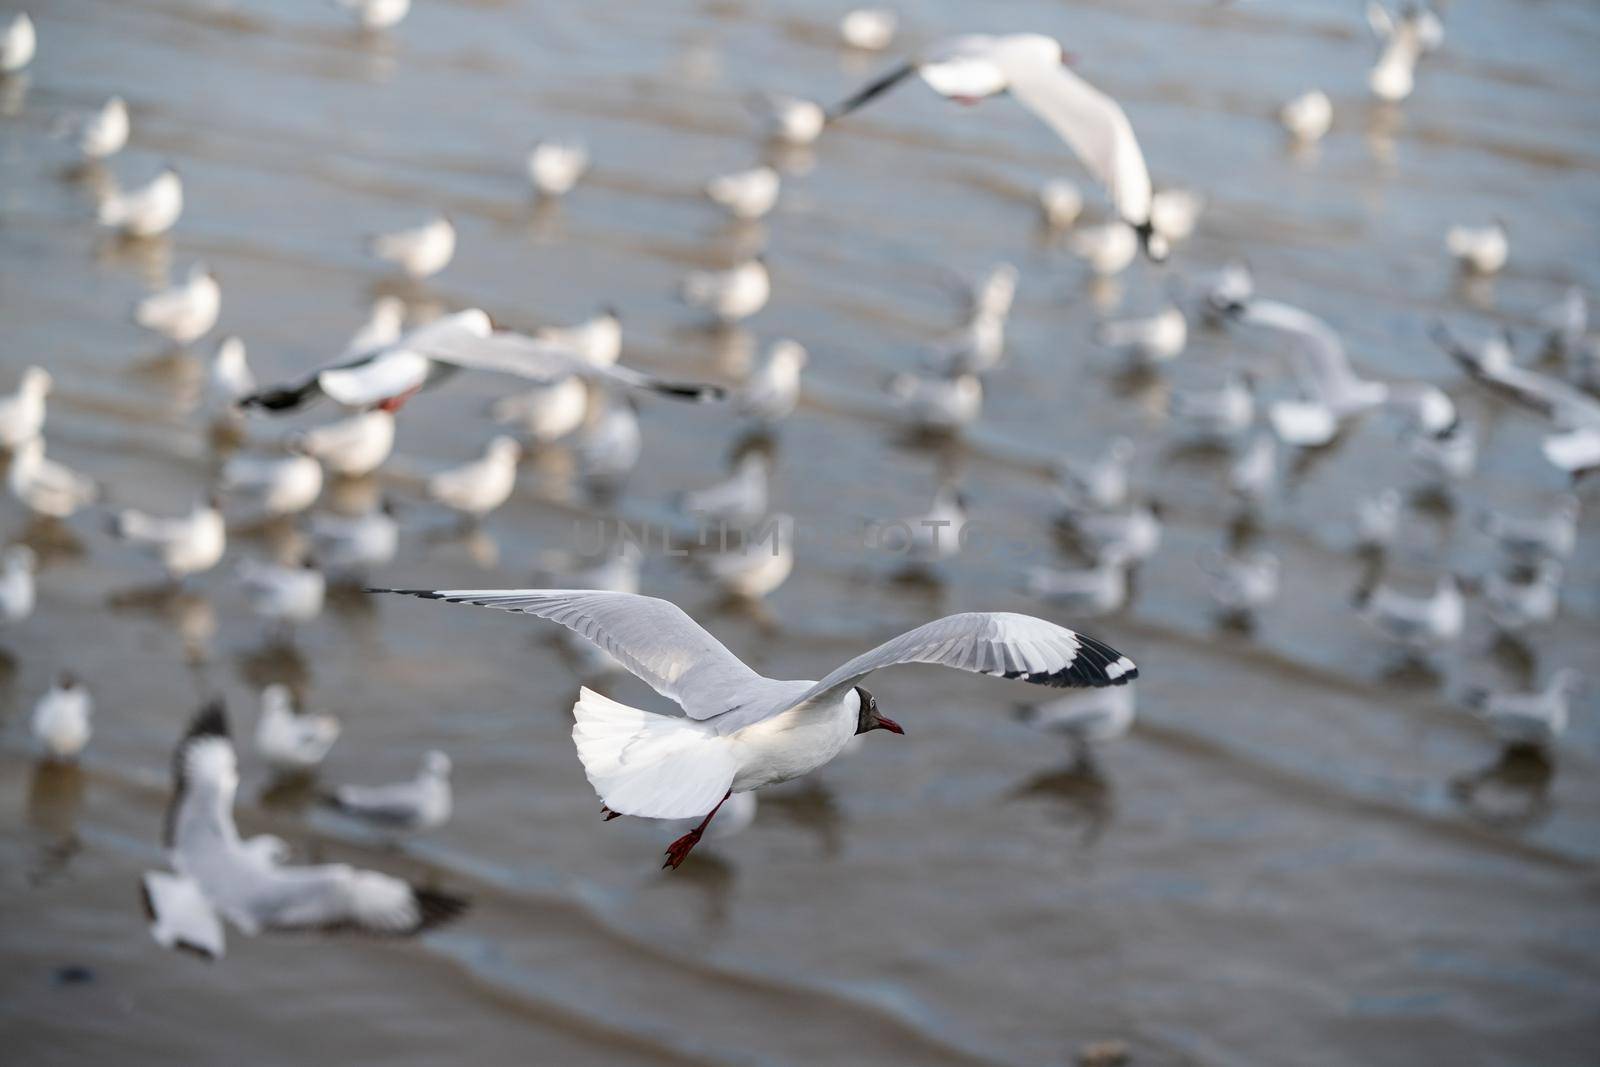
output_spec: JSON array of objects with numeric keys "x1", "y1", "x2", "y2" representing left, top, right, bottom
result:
[
  {"x1": 829, "y1": 34, "x2": 1165, "y2": 259},
  {"x1": 142, "y1": 702, "x2": 465, "y2": 960},
  {"x1": 241, "y1": 309, "x2": 724, "y2": 414},
  {"x1": 371, "y1": 589, "x2": 1136, "y2": 868},
  {"x1": 1432, "y1": 322, "x2": 1600, "y2": 474}
]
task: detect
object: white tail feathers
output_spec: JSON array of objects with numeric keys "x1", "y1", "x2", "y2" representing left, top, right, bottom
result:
[{"x1": 570, "y1": 687, "x2": 735, "y2": 819}]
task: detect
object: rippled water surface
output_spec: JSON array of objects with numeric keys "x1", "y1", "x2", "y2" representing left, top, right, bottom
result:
[{"x1": 3, "y1": 0, "x2": 1599, "y2": 1064}]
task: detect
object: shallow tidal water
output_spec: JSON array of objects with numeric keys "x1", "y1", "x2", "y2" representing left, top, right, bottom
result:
[{"x1": 2, "y1": 0, "x2": 1599, "y2": 1064}]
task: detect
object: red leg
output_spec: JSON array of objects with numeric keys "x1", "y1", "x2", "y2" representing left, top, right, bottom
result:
[
  {"x1": 662, "y1": 790, "x2": 732, "y2": 870},
  {"x1": 377, "y1": 384, "x2": 422, "y2": 413}
]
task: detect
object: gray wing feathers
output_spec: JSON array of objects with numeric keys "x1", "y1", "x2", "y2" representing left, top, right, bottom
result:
[{"x1": 373, "y1": 589, "x2": 762, "y2": 718}]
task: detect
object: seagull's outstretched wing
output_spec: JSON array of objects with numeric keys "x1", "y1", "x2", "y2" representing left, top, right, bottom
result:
[
  {"x1": 1233, "y1": 299, "x2": 1353, "y2": 400},
  {"x1": 370, "y1": 589, "x2": 766, "y2": 720},
  {"x1": 1005, "y1": 63, "x2": 1154, "y2": 235},
  {"x1": 141, "y1": 871, "x2": 226, "y2": 960},
  {"x1": 805, "y1": 611, "x2": 1136, "y2": 697},
  {"x1": 414, "y1": 327, "x2": 726, "y2": 403}
]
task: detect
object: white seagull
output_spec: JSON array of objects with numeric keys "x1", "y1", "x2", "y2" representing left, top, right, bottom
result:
[
  {"x1": 829, "y1": 34, "x2": 1164, "y2": 258},
  {"x1": 338, "y1": 0, "x2": 410, "y2": 30},
  {"x1": 30, "y1": 673, "x2": 92, "y2": 762},
  {"x1": 753, "y1": 94, "x2": 825, "y2": 145},
  {"x1": 242, "y1": 309, "x2": 721, "y2": 414},
  {"x1": 1280, "y1": 90, "x2": 1332, "y2": 142},
  {"x1": 344, "y1": 296, "x2": 407, "y2": 358},
  {"x1": 206, "y1": 337, "x2": 255, "y2": 414},
  {"x1": 0, "y1": 543, "x2": 36, "y2": 627},
  {"x1": 1366, "y1": 0, "x2": 1441, "y2": 103},
  {"x1": 699, "y1": 513, "x2": 796, "y2": 601},
  {"x1": 97, "y1": 166, "x2": 183, "y2": 238},
  {"x1": 535, "y1": 307, "x2": 623, "y2": 369},
  {"x1": 325, "y1": 751, "x2": 453, "y2": 834},
  {"x1": 1039, "y1": 178, "x2": 1084, "y2": 229},
  {"x1": 135, "y1": 262, "x2": 220, "y2": 345},
  {"x1": 9, "y1": 437, "x2": 98, "y2": 518},
  {"x1": 839, "y1": 8, "x2": 897, "y2": 51},
  {"x1": 109, "y1": 496, "x2": 226, "y2": 581},
  {"x1": 371, "y1": 588, "x2": 1137, "y2": 868},
  {"x1": 0, "y1": 365, "x2": 51, "y2": 450},
  {"x1": 369, "y1": 214, "x2": 455, "y2": 280},
  {"x1": 1023, "y1": 558, "x2": 1128, "y2": 615},
  {"x1": 887, "y1": 370, "x2": 983, "y2": 431},
  {"x1": 237, "y1": 558, "x2": 326, "y2": 628},
  {"x1": 680, "y1": 258, "x2": 770, "y2": 323},
  {"x1": 489, "y1": 376, "x2": 589, "y2": 443},
  {"x1": 57, "y1": 95, "x2": 129, "y2": 161},
  {"x1": 1485, "y1": 560, "x2": 1562, "y2": 632},
  {"x1": 678, "y1": 450, "x2": 769, "y2": 526},
  {"x1": 1203, "y1": 548, "x2": 1281, "y2": 614},
  {"x1": 309, "y1": 500, "x2": 399, "y2": 577},
  {"x1": 220, "y1": 449, "x2": 324, "y2": 517},
  {"x1": 1, "y1": 12, "x2": 34, "y2": 74},
  {"x1": 1357, "y1": 574, "x2": 1463, "y2": 648},
  {"x1": 706, "y1": 164, "x2": 781, "y2": 221},
  {"x1": 1095, "y1": 304, "x2": 1186, "y2": 364},
  {"x1": 254, "y1": 684, "x2": 341, "y2": 773},
  {"x1": 142, "y1": 702, "x2": 466, "y2": 960},
  {"x1": 1059, "y1": 501, "x2": 1162, "y2": 565},
  {"x1": 1057, "y1": 437, "x2": 1134, "y2": 512},
  {"x1": 292, "y1": 408, "x2": 396, "y2": 478},
  {"x1": 1070, "y1": 221, "x2": 1139, "y2": 277},
  {"x1": 427, "y1": 436, "x2": 521, "y2": 520},
  {"x1": 1169, "y1": 372, "x2": 1253, "y2": 442},
  {"x1": 1464, "y1": 669, "x2": 1579, "y2": 750},
  {"x1": 735, "y1": 339, "x2": 807, "y2": 422},
  {"x1": 1356, "y1": 488, "x2": 1404, "y2": 550},
  {"x1": 1433, "y1": 322, "x2": 1600, "y2": 474},
  {"x1": 1149, "y1": 188, "x2": 1205, "y2": 246},
  {"x1": 571, "y1": 393, "x2": 643, "y2": 486},
  {"x1": 527, "y1": 140, "x2": 590, "y2": 198},
  {"x1": 1446, "y1": 220, "x2": 1508, "y2": 275},
  {"x1": 1015, "y1": 683, "x2": 1135, "y2": 762},
  {"x1": 1478, "y1": 496, "x2": 1579, "y2": 562}
]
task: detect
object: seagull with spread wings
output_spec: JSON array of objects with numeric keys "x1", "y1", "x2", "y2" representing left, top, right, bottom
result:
[
  {"x1": 242, "y1": 309, "x2": 724, "y2": 414},
  {"x1": 373, "y1": 589, "x2": 1137, "y2": 868},
  {"x1": 141, "y1": 701, "x2": 467, "y2": 960},
  {"x1": 828, "y1": 33, "x2": 1165, "y2": 260}
]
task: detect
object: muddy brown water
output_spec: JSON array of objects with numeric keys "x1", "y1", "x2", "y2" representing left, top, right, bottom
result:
[{"x1": 2, "y1": 1, "x2": 1599, "y2": 1064}]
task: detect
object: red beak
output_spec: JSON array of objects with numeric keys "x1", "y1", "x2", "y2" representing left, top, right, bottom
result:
[{"x1": 874, "y1": 715, "x2": 905, "y2": 735}]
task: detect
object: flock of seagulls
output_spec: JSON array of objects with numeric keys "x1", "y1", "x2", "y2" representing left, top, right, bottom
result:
[{"x1": 1, "y1": 0, "x2": 1590, "y2": 967}]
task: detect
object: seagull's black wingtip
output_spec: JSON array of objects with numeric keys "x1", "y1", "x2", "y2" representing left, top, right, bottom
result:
[{"x1": 365, "y1": 587, "x2": 446, "y2": 599}]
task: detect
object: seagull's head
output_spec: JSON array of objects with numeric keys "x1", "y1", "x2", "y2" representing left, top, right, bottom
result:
[
  {"x1": 423, "y1": 750, "x2": 452, "y2": 777},
  {"x1": 853, "y1": 686, "x2": 903, "y2": 737}
]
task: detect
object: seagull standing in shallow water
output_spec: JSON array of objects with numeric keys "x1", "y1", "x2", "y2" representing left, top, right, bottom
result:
[
  {"x1": 829, "y1": 34, "x2": 1165, "y2": 259},
  {"x1": 372, "y1": 589, "x2": 1136, "y2": 868}
]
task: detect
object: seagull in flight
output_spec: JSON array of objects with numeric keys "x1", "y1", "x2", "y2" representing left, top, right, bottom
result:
[
  {"x1": 241, "y1": 309, "x2": 724, "y2": 414},
  {"x1": 372, "y1": 589, "x2": 1137, "y2": 868},
  {"x1": 828, "y1": 33, "x2": 1165, "y2": 260},
  {"x1": 141, "y1": 701, "x2": 467, "y2": 960}
]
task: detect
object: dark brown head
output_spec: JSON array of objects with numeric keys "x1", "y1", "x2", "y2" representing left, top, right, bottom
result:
[{"x1": 853, "y1": 686, "x2": 903, "y2": 736}]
